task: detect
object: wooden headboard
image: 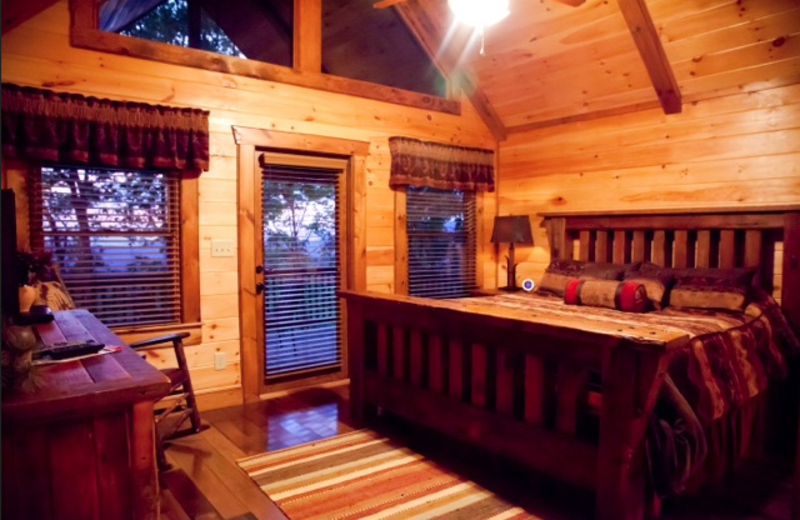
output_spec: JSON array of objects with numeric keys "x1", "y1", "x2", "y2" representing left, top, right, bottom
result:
[{"x1": 539, "y1": 206, "x2": 800, "y2": 331}]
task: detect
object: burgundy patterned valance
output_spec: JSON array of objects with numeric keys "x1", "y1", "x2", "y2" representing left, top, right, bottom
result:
[
  {"x1": 388, "y1": 137, "x2": 495, "y2": 192},
  {"x1": 1, "y1": 83, "x2": 209, "y2": 173}
]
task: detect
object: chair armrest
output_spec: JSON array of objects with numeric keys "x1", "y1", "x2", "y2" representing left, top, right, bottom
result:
[{"x1": 130, "y1": 332, "x2": 191, "y2": 350}]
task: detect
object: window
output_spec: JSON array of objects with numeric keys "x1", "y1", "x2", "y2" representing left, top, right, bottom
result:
[
  {"x1": 114, "y1": 0, "x2": 248, "y2": 59},
  {"x1": 406, "y1": 186, "x2": 476, "y2": 299},
  {"x1": 29, "y1": 165, "x2": 184, "y2": 328},
  {"x1": 321, "y1": 0, "x2": 446, "y2": 97},
  {"x1": 73, "y1": 0, "x2": 459, "y2": 115}
]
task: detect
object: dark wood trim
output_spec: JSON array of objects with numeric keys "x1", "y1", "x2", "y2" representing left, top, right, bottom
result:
[
  {"x1": 393, "y1": 3, "x2": 507, "y2": 141},
  {"x1": 617, "y1": 0, "x2": 682, "y2": 115},
  {"x1": 68, "y1": 0, "x2": 460, "y2": 115}
]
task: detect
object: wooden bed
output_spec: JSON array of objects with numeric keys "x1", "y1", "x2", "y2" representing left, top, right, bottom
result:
[{"x1": 340, "y1": 207, "x2": 800, "y2": 520}]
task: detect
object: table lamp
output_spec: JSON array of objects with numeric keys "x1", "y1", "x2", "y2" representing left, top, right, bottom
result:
[{"x1": 490, "y1": 215, "x2": 533, "y2": 291}]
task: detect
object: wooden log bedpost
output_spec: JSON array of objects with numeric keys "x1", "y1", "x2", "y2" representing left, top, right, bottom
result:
[
  {"x1": 347, "y1": 298, "x2": 365, "y2": 426},
  {"x1": 597, "y1": 343, "x2": 671, "y2": 520}
]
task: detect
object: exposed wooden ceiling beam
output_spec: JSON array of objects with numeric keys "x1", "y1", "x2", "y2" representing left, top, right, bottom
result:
[
  {"x1": 393, "y1": 2, "x2": 507, "y2": 142},
  {"x1": 617, "y1": 0, "x2": 682, "y2": 114}
]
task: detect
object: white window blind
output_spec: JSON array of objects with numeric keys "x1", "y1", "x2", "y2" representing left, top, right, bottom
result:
[
  {"x1": 261, "y1": 164, "x2": 341, "y2": 379},
  {"x1": 407, "y1": 186, "x2": 476, "y2": 299},
  {"x1": 30, "y1": 165, "x2": 181, "y2": 328}
]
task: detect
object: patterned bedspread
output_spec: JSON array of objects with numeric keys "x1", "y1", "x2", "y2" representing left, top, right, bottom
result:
[{"x1": 463, "y1": 290, "x2": 800, "y2": 424}]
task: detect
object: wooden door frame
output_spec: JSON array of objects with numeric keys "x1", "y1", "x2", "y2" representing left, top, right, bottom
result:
[{"x1": 233, "y1": 126, "x2": 369, "y2": 402}]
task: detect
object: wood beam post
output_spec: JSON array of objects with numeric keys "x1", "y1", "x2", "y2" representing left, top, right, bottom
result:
[
  {"x1": 618, "y1": 0, "x2": 682, "y2": 115},
  {"x1": 294, "y1": 0, "x2": 322, "y2": 72}
]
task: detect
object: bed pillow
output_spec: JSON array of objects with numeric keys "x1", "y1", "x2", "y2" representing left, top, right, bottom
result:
[
  {"x1": 623, "y1": 262, "x2": 674, "y2": 310},
  {"x1": 564, "y1": 278, "x2": 649, "y2": 313},
  {"x1": 580, "y1": 262, "x2": 640, "y2": 281},
  {"x1": 668, "y1": 267, "x2": 757, "y2": 312},
  {"x1": 536, "y1": 259, "x2": 585, "y2": 297}
]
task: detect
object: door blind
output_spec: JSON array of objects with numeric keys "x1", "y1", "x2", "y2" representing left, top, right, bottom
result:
[
  {"x1": 407, "y1": 186, "x2": 477, "y2": 299},
  {"x1": 261, "y1": 164, "x2": 342, "y2": 379},
  {"x1": 29, "y1": 165, "x2": 181, "y2": 327}
]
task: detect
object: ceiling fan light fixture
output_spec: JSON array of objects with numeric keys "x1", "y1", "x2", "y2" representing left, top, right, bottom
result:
[{"x1": 448, "y1": 0, "x2": 510, "y2": 30}]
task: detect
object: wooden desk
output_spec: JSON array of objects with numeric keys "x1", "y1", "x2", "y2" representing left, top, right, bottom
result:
[{"x1": 1, "y1": 310, "x2": 170, "y2": 520}]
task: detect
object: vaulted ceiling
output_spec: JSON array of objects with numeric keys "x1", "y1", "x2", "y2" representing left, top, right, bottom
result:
[
  {"x1": 3, "y1": 0, "x2": 799, "y2": 142},
  {"x1": 393, "y1": 0, "x2": 800, "y2": 137}
]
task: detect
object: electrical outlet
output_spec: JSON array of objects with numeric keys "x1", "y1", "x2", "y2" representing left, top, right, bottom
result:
[
  {"x1": 211, "y1": 239, "x2": 235, "y2": 257},
  {"x1": 214, "y1": 352, "x2": 226, "y2": 370}
]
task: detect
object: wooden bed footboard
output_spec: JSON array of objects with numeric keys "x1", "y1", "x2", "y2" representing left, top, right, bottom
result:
[{"x1": 341, "y1": 290, "x2": 688, "y2": 520}]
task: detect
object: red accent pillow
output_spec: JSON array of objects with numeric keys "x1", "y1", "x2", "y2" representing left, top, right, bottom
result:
[{"x1": 564, "y1": 278, "x2": 648, "y2": 313}]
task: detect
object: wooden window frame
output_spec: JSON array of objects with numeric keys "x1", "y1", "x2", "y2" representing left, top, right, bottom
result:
[
  {"x1": 5, "y1": 159, "x2": 202, "y2": 344},
  {"x1": 394, "y1": 187, "x2": 485, "y2": 296},
  {"x1": 68, "y1": 0, "x2": 460, "y2": 115},
  {"x1": 233, "y1": 126, "x2": 368, "y2": 401}
]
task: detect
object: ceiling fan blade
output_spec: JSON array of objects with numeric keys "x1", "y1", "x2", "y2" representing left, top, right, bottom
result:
[
  {"x1": 551, "y1": 0, "x2": 586, "y2": 6},
  {"x1": 373, "y1": 0, "x2": 408, "y2": 8}
]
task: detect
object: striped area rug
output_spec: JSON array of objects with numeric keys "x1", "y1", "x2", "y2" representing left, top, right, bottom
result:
[{"x1": 236, "y1": 429, "x2": 538, "y2": 520}]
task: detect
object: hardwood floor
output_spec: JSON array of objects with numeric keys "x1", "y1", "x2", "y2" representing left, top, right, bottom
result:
[{"x1": 161, "y1": 385, "x2": 794, "y2": 520}]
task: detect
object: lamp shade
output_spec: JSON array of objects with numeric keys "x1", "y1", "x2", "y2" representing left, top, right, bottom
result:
[{"x1": 490, "y1": 215, "x2": 533, "y2": 245}]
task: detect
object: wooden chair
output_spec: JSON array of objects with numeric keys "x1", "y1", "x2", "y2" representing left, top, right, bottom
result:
[{"x1": 130, "y1": 332, "x2": 203, "y2": 470}]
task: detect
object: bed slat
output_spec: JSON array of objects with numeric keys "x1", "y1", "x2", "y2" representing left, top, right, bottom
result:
[
  {"x1": 524, "y1": 355, "x2": 545, "y2": 425},
  {"x1": 392, "y1": 326, "x2": 404, "y2": 381},
  {"x1": 448, "y1": 338, "x2": 463, "y2": 400},
  {"x1": 496, "y1": 350, "x2": 514, "y2": 416},
  {"x1": 428, "y1": 334, "x2": 443, "y2": 392},
  {"x1": 632, "y1": 231, "x2": 646, "y2": 263},
  {"x1": 720, "y1": 230, "x2": 736, "y2": 269},
  {"x1": 471, "y1": 343, "x2": 487, "y2": 407}
]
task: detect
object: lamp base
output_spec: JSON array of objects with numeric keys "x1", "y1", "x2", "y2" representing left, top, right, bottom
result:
[{"x1": 497, "y1": 286, "x2": 522, "y2": 292}]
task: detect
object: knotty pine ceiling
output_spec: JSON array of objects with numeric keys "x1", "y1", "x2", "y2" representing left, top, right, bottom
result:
[{"x1": 398, "y1": 0, "x2": 800, "y2": 135}]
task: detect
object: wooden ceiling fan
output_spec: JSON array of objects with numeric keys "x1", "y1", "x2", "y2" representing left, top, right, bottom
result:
[{"x1": 374, "y1": 0, "x2": 586, "y2": 9}]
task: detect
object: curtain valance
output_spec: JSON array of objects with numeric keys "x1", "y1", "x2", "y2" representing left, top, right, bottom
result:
[
  {"x1": 1, "y1": 83, "x2": 210, "y2": 173},
  {"x1": 388, "y1": 137, "x2": 495, "y2": 192}
]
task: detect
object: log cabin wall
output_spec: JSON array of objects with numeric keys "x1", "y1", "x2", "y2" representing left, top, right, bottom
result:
[
  {"x1": 500, "y1": 84, "x2": 800, "y2": 287},
  {"x1": 0, "y1": 1, "x2": 497, "y2": 401}
]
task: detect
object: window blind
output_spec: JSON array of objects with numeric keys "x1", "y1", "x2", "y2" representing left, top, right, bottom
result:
[
  {"x1": 407, "y1": 186, "x2": 476, "y2": 299},
  {"x1": 29, "y1": 165, "x2": 181, "y2": 328},
  {"x1": 261, "y1": 164, "x2": 342, "y2": 379}
]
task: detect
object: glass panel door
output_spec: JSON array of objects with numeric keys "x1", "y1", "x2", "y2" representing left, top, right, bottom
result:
[{"x1": 258, "y1": 154, "x2": 345, "y2": 383}]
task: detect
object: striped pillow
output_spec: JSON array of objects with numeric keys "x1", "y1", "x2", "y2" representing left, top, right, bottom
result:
[{"x1": 564, "y1": 279, "x2": 648, "y2": 313}]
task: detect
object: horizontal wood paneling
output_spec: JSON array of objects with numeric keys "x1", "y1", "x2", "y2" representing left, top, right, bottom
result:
[
  {"x1": 415, "y1": 0, "x2": 800, "y2": 129},
  {"x1": 500, "y1": 83, "x2": 800, "y2": 284},
  {"x1": 0, "y1": 1, "x2": 496, "y2": 397}
]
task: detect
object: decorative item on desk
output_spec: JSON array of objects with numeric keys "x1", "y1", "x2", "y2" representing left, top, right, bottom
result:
[
  {"x1": 491, "y1": 215, "x2": 534, "y2": 292},
  {"x1": 1, "y1": 325, "x2": 41, "y2": 391},
  {"x1": 16, "y1": 249, "x2": 53, "y2": 313}
]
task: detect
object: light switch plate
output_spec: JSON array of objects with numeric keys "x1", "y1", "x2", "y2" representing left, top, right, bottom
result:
[
  {"x1": 214, "y1": 352, "x2": 226, "y2": 370},
  {"x1": 211, "y1": 239, "x2": 235, "y2": 257}
]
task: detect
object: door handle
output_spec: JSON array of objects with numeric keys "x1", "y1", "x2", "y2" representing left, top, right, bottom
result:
[
  {"x1": 256, "y1": 265, "x2": 264, "y2": 274},
  {"x1": 256, "y1": 283, "x2": 265, "y2": 294}
]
